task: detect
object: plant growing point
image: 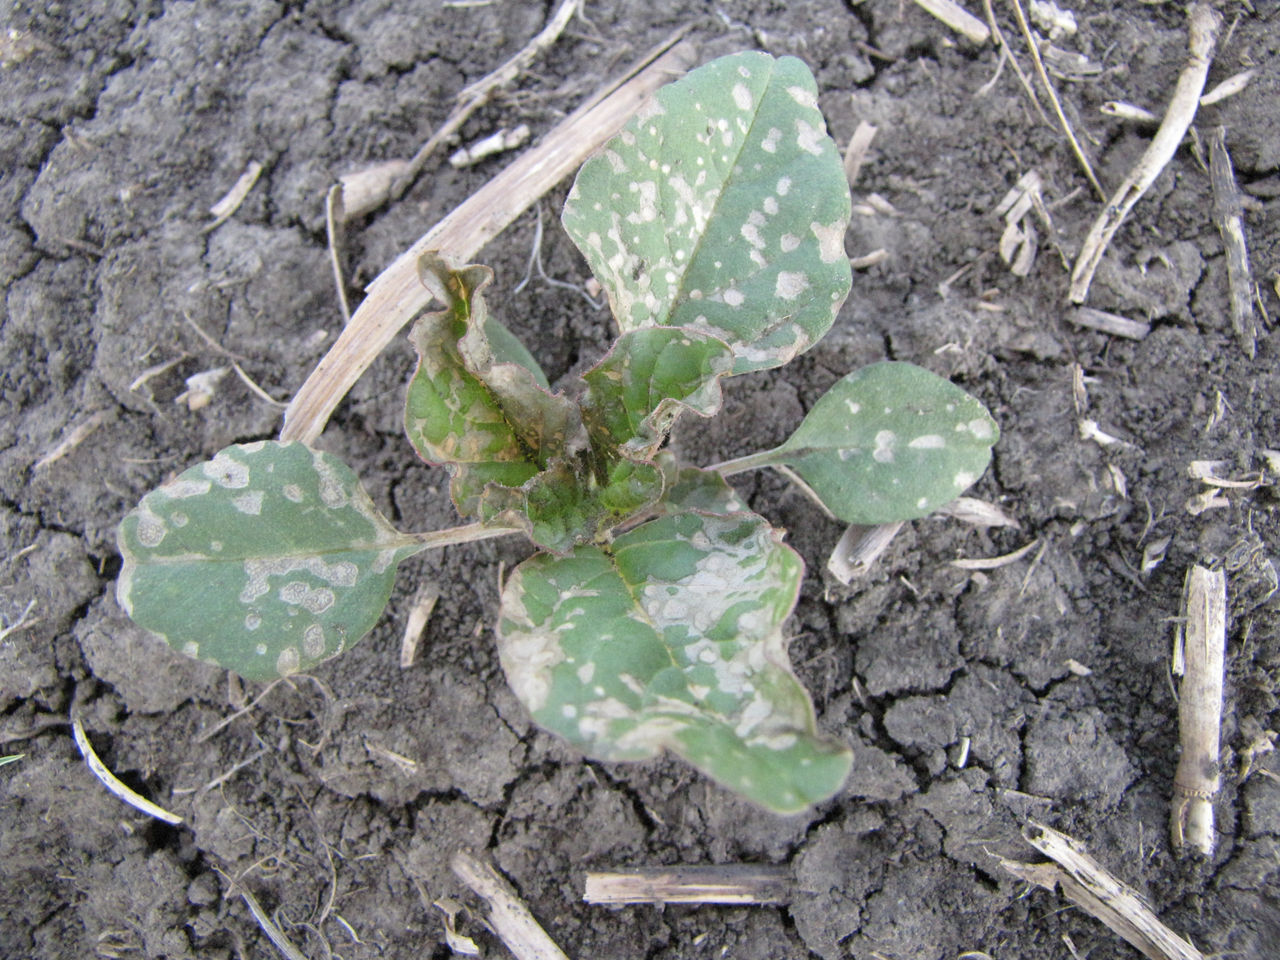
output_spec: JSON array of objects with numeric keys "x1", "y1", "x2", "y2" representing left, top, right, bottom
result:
[{"x1": 117, "y1": 52, "x2": 998, "y2": 812}]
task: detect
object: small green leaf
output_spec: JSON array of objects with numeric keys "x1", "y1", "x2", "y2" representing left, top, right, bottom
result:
[
  {"x1": 117, "y1": 442, "x2": 421, "y2": 681},
  {"x1": 497, "y1": 509, "x2": 852, "y2": 812},
  {"x1": 563, "y1": 51, "x2": 853, "y2": 373},
  {"x1": 581, "y1": 327, "x2": 734, "y2": 458},
  {"x1": 405, "y1": 253, "x2": 586, "y2": 517},
  {"x1": 768, "y1": 362, "x2": 998, "y2": 524}
]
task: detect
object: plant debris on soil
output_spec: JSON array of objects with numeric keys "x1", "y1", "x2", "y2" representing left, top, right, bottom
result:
[{"x1": 2, "y1": 2, "x2": 1279, "y2": 958}]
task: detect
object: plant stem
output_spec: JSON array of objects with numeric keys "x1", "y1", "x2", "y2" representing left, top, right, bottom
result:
[
  {"x1": 407, "y1": 522, "x2": 522, "y2": 551},
  {"x1": 709, "y1": 448, "x2": 783, "y2": 477}
]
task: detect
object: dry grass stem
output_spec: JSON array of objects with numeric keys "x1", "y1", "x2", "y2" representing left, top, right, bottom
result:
[
  {"x1": 980, "y1": 0, "x2": 1050, "y2": 124},
  {"x1": 585, "y1": 864, "x2": 792, "y2": 905},
  {"x1": 72, "y1": 719, "x2": 184, "y2": 825},
  {"x1": 951, "y1": 539, "x2": 1039, "y2": 570},
  {"x1": 1002, "y1": 821, "x2": 1206, "y2": 960},
  {"x1": 1207, "y1": 126, "x2": 1257, "y2": 357},
  {"x1": 399, "y1": 583, "x2": 440, "y2": 668},
  {"x1": 911, "y1": 0, "x2": 991, "y2": 43},
  {"x1": 449, "y1": 124, "x2": 532, "y2": 167},
  {"x1": 205, "y1": 160, "x2": 263, "y2": 231},
  {"x1": 236, "y1": 883, "x2": 309, "y2": 960},
  {"x1": 828, "y1": 522, "x2": 905, "y2": 584},
  {"x1": 1199, "y1": 69, "x2": 1254, "y2": 106},
  {"x1": 389, "y1": 0, "x2": 582, "y2": 202},
  {"x1": 843, "y1": 120, "x2": 878, "y2": 187},
  {"x1": 280, "y1": 34, "x2": 698, "y2": 444},
  {"x1": 1170, "y1": 565, "x2": 1227, "y2": 857},
  {"x1": 451, "y1": 850, "x2": 569, "y2": 960},
  {"x1": 337, "y1": 159, "x2": 411, "y2": 220},
  {"x1": 1069, "y1": 4, "x2": 1222, "y2": 303},
  {"x1": 849, "y1": 248, "x2": 889, "y2": 269},
  {"x1": 1008, "y1": 0, "x2": 1104, "y2": 202},
  {"x1": 1068, "y1": 306, "x2": 1151, "y2": 340},
  {"x1": 33, "y1": 409, "x2": 110, "y2": 470},
  {"x1": 325, "y1": 183, "x2": 351, "y2": 324}
]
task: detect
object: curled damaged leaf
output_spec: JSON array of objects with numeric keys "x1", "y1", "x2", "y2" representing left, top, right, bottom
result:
[
  {"x1": 117, "y1": 442, "x2": 422, "y2": 681},
  {"x1": 563, "y1": 51, "x2": 852, "y2": 373},
  {"x1": 496, "y1": 508, "x2": 852, "y2": 813},
  {"x1": 581, "y1": 327, "x2": 734, "y2": 459},
  {"x1": 405, "y1": 253, "x2": 587, "y2": 517},
  {"x1": 766, "y1": 362, "x2": 999, "y2": 524}
]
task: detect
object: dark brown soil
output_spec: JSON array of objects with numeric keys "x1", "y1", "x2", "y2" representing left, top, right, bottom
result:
[{"x1": 3, "y1": 2, "x2": 1279, "y2": 958}]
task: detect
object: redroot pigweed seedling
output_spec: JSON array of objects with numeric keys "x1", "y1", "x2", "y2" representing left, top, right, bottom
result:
[{"x1": 118, "y1": 53, "x2": 997, "y2": 812}]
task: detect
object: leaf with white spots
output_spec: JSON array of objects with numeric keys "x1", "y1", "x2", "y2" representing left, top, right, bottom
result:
[
  {"x1": 117, "y1": 442, "x2": 423, "y2": 682},
  {"x1": 581, "y1": 327, "x2": 735, "y2": 459},
  {"x1": 758, "y1": 362, "x2": 999, "y2": 524},
  {"x1": 562, "y1": 51, "x2": 852, "y2": 374},
  {"x1": 405, "y1": 253, "x2": 587, "y2": 517},
  {"x1": 496, "y1": 509, "x2": 853, "y2": 813}
]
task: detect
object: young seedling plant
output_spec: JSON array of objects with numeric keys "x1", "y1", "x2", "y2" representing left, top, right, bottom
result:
[{"x1": 118, "y1": 52, "x2": 997, "y2": 814}]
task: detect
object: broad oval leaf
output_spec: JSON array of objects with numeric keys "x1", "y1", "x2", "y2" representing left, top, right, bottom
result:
[
  {"x1": 496, "y1": 509, "x2": 852, "y2": 813},
  {"x1": 117, "y1": 442, "x2": 421, "y2": 681},
  {"x1": 562, "y1": 51, "x2": 853, "y2": 374},
  {"x1": 773, "y1": 362, "x2": 999, "y2": 523},
  {"x1": 581, "y1": 327, "x2": 734, "y2": 458}
]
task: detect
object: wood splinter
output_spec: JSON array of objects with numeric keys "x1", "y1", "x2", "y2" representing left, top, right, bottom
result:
[
  {"x1": 451, "y1": 850, "x2": 569, "y2": 960},
  {"x1": 1170, "y1": 564, "x2": 1227, "y2": 858}
]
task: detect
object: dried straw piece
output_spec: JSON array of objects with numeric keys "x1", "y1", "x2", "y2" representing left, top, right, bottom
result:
[
  {"x1": 1207, "y1": 126, "x2": 1257, "y2": 358},
  {"x1": 1068, "y1": 306, "x2": 1150, "y2": 340},
  {"x1": 585, "y1": 864, "x2": 791, "y2": 905},
  {"x1": 72, "y1": 719, "x2": 183, "y2": 825},
  {"x1": 1002, "y1": 821, "x2": 1206, "y2": 960},
  {"x1": 828, "y1": 522, "x2": 904, "y2": 584},
  {"x1": 910, "y1": 0, "x2": 990, "y2": 44},
  {"x1": 451, "y1": 850, "x2": 569, "y2": 960},
  {"x1": 1069, "y1": 4, "x2": 1222, "y2": 304},
  {"x1": 1170, "y1": 565, "x2": 1227, "y2": 857},
  {"x1": 280, "y1": 35, "x2": 698, "y2": 444}
]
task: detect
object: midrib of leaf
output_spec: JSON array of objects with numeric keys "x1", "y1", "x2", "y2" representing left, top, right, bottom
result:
[
  {"x1": 599, "y1": 538, "x2": 683, "y2": 675},
  {"x1": 652, "y1": 56, "x2": 777, "y2": 328}
]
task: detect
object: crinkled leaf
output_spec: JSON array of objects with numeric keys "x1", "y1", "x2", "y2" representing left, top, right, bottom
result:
[
  {"x1": 563, "y1": 51, "x2": 852, "y2": 373},
  {"x1": 485, "y1": 457, "x2": 663, "y2": 555},
  {"x1": 117, "y1": 442, "x2": 420, "y2": 682},
  {"x1": 581, "y1": 327, "x2": 734, "y2": 458},
  {"x1": 771, "y1": 362, "x2": 998, "y2": 524},
  {"x1": 496, "y1": 509, "x2": 852, "y2": 812},
  {"x1": 405, "y1": 254, "x2": 586, "y2": 517}
]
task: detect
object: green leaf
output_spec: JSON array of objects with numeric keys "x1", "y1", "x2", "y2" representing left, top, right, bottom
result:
[
  {"x1": 581, "y1": 327, "x2": 734, "y2": 458},
  {"x1": 764, "y1": 362, "x2": 998, "y2": 524},
  {"x1": 496, "y1": 509, "x2": 852, "y2": 813},
  {"x1": 405, "y1": 253, "x2": 586, "y2": 517},
  {"x1": 117, "y1": 442, "x2": 422, "y2": 681},
  {"x1": 562, "y1": 51, "x2": 853, "y2": 373}
]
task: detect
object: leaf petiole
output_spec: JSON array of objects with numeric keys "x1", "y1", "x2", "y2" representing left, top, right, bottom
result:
[
  {"x1": 406, "y1": 522, "x2": 523, "y2": 550},
  {"x1": 708, "y1": 449, "x2": 785, "y2": 478}
]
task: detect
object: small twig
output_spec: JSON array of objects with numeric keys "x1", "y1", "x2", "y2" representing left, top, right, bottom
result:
[
  {"x1": 1207, "y1": 126, "x2": 1257, "y2": 358},
  {"x1": 1068, "y1": 306, "x2": 1151, "y2": 340},
  {"x1": 1001, "y1": 821, "x2": 1206, "y2": 960},
  {"x1": 280, "y1": 33, "x2": 698, "y2": 444},
  {"x1": 951, "y1": 539, "x2": 1039, "y2": 570},
  {"x1": 33, "y1": 410, "x2": 111, "y2": 470},
  {"x1": 1008, "y1": 0, "x2": 1104, "y2": 201},
  {"x1": 205, "y1": 160, "x2": 264, "y2": 233},
  {"x1": 584, "y1": 864, "x2": 792, "y2": 905},
  {"x1": 1170, "y1": 565, "x2": 1227, "y2": 857},
  {"x1": 451, "y1": 850, "x2": 569, "y2": 960},
  {"x1": 842, "y1": 121, "x2": 878, "y2": 188},
  {"x1": 388, "y1": 0, "x2": 582, "y2": 202},
  {"x1": 1069, "y1": 4, "x2": 1222, "y2": 304},
  {"x1": 910, "y1": 0, "x2": 990, "y2": 43},
  {"x1": 325, "y1": 184, "x2": 352, "y2": 325},
  {"x1": 981, "y1": 0, "x2": 1050, "y2": 125},
  {"x1": 72, "y1": 719, "x2": 184, "y2": 825}
]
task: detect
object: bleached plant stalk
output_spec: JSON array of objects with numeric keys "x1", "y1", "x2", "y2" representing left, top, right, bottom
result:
[
  {"x1": 1069, "y1": 4, "x2": 1221, "y2": 303},
  {"x1": 1170, "y1": 564, "x2": 1227, "y2": 857},
  {"x1": 585, "y1": 864, "x2": 791, "y2": 905}
]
